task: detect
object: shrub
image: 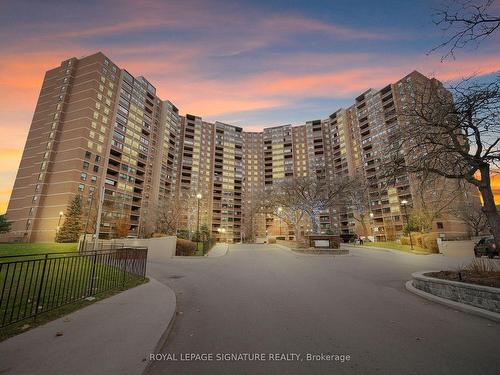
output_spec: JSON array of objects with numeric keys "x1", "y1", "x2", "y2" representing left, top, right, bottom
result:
[
  {"x1": 176, "y1": 238, "x2": 196, "y2": 256},
  {"x1": 152, "y1": 232, "x2": 167, "y2": 238},
  {"x1": 400, "y1": 236, "x2": 410, "y2": 246},
  {"x1": 413, "y1": 233, "x2": 424, "y2": 248},
  {"x1": 465, "y1": 258, "x2": 499, "y2": 273},
  {"x1": 422, "y1": 233, "x2": 439, "y2": 253},
  {"x1": 268, "y1": 238, "x2": 276, "y2": 244}
]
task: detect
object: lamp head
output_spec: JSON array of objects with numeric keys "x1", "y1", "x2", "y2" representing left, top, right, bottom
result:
[
  {"x1": 196, "y1": 193, "x2": 202, "y2": 199},
  {"x1": 401, "y1": 200, "x2": 408, "y2": 205}
]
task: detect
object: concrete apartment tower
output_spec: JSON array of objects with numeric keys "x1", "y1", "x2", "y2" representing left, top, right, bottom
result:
[{"x1": 5, "y1": 53, "x2": 478, "y2": 243}]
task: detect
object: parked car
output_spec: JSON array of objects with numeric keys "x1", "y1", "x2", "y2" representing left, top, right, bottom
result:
[{"x1": 474, "y1": 237, "x2": 498, "y2": 258}]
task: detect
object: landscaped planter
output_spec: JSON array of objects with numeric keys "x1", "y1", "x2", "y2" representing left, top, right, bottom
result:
[{"x1": 411, "y1": 271, "x2": 500, "y2": 313}]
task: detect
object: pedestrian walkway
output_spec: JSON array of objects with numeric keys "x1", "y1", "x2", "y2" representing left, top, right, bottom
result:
[
  {"x1": 0, "y1": 277, "x2": 176, "y2": 375},
  {"x1": 206, "y1": 243, "x2": 229, "y2": 257}
]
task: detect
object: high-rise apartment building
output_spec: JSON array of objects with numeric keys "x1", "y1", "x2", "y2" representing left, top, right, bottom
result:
[{"x1": 4, "y1": 52, "x2": 474, "y2": 243}]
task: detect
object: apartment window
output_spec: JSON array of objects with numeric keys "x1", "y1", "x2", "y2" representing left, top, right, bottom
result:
[
  {"x1": 78, "y1": 184, "x2": 85, "y2": 192},
  {"x1": 95, "y1": 155, "x2": 101, "y2": 163},
  {"x1": 80, "y1": 172, "x2": 87, "y2": 181},
  {"x1": 93, "y1": 165, "x2": 99, "y2": 173},
  {"x1": 28, "y1": 207, "x2": 34, "y2": 216},
  {"x1": 83, "y1": 161, "x2": 89, "y2": 170},
  {"x1": 26, "y1": 219, "x2": 31, "y2": 229},
  {"x1": 32, "y1": 196, "x2": 37, "y2": 203},
  {"x1": 85, "y1": 151, "x2": 92, "y2": 159},
  {"x1": 91, "y1": 176, "x2": 97, "y2": 183},
  {"x1": 35, "y1": 184, "x2": 40, "y2": 192},
  {"x1": 437, "y1": 222, "x2": 444, "y2": 229},
  {"x1": 104, "y1": 59, "x2": 109, "y2": 66}
]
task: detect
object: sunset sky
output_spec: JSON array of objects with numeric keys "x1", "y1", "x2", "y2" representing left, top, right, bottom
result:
[{"x1": 1, "y1": 0, "x2": 499, "y2": 213}]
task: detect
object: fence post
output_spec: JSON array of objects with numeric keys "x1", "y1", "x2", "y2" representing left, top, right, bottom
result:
[
  {"x1": 34, "y1": 253, "x2": 49, "y2": 321},
  {"x1": 122, "y1": 248, "x2": 129, "y2": 288},
  {"x1": 88, "y1": 250, "x2": 98, "y2": 296}
]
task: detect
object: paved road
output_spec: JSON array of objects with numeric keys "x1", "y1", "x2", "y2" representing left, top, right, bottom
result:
[{"x1": 146, "y1": 244, "x2": 499, "y2": 375}]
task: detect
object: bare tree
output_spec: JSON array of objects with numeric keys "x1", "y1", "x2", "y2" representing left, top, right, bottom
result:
[
  {"x1": 454, "y1": 201, "x2": 490, "y2": 236},
  {"x1": 154, "y1": 196, "x2": 182, "y2": 235},
  {"x1": 344, "y1": 174, "x2": 371, "y2": 236},
  {"x1": 261, "y1": 188, "x2": 306, "y2": 243},
  {"x1": 386, "y1": 76, "x2": 500, "y2": 247},
  {"x1": 431, "y1": 0, "x2": 500, "y2": 60},
  {"x1": 410, "y1": 173, "x2": 463, "y2": 232},
  {"x1": 267, "y1": 176, "x2": 352, "y2": 235}
]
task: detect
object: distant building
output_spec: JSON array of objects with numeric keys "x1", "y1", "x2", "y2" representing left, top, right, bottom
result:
[{"x1": 4, "y1": 52, "x2": 476, "y2": 242}]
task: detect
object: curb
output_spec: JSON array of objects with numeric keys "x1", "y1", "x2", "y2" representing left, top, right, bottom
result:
[
  {"x1": 142, "y1": 279, "x2": 177, "y2": 374},
  {"x1": 405, "y1": 280, "x2": 500, "y2": 323},
  {"x1": 274, "y1": 244, "x2": 351, "y2": 257},
  {"x1": 342, "y1": 244, "x2": 431, "y2": 255}
]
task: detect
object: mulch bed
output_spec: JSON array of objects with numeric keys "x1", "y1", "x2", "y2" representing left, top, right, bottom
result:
[{"x1": 426, "y1": 271, "x2": 500, "y2": 288}]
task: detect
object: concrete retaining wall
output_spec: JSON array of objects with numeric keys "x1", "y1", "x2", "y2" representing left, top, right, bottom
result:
[
  {"x1": 80, "y1": 236, "x2": 177, "y2": 262},
  {"x1": 412, "y1": 271, "x2": 500, "y2": 313},
  {"x1": 437, "y1": 239, "x2": 474, "y2": 257}
]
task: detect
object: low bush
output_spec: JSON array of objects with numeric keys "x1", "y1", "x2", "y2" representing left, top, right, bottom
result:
[
  {"x1": 176, "y1": 238, "x2": 196, "y2": 256},
  {"x1": 413, "y1": 233, "x2": 424, "y2": 248},
  {"x1": 400, "y1": 236, "x2": 410, "y2": 246},
  {"x1": 268, "y1": 238, "x2": 276, "y2": 244},
  {"x1": 465, "y1": 258, "x2": 499, "y2": 273},
  {"x1": 422, "y1": 233, "x2": 439, "y2": 253}
]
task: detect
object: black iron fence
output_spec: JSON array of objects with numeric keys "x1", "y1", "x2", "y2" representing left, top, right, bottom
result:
[
  {"x1": 0, "y1": 247, "x2": 147, "y2": 328},
  {"x1": 78, "y1": 240, "x2": 126, "y2": 253}
]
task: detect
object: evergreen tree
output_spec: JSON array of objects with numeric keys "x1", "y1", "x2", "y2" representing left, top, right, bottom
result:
[
  {"x1": 55, "y1": 195, "x2": 83, "y2": 243},
  {"x1": 0, "y1": 214, "x2": 12, "y2": 233}
]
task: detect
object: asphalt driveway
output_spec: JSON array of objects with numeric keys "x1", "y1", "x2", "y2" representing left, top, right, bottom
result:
[{"x1": 146, "y1": 244, "x2": 499, "y2": 375}]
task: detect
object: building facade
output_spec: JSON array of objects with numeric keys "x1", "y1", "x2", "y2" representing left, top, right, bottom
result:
[{"x1": 4, "y1": 52, "x2": 475, "y2": 243}]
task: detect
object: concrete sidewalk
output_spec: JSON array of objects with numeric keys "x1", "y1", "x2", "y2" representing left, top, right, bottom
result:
[
  {"x1": 0, "y1": 277, "x2": 176, "y2": 375},
  {"x1": 206, "y1": 243, "x2": 229, "y2": 257}
]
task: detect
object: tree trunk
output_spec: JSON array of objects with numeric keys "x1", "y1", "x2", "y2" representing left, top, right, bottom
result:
[
  {"x1": 359, "y1": 214, "x2": 368, "y2": 236},
  {"x1": 478, "y1": 165, "x2": 500, "y2": 249},
  {"x1": 309, "y1": 212, "x2": 319, "y2": 234}
]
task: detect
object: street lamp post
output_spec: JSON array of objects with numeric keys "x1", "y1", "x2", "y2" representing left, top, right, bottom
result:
[
  {"x1": 369, "y1": 212, "x2": 374, "y2": 241},
  {"x1": 277, "y1": 206, "x2": 283, "y2": 236},
  {"x1": 196, "y1": 193, "x2": 202, "y2": 251},
  {"x1": 401, "y1": 200, "x2": 414, "y2": 251}
]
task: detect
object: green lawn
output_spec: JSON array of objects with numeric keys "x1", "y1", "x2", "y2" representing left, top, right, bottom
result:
[
  {"x1": 0, "y1": 243, "x2": 147, "y2": 340},
  {"x1": 0, "y1": 243, "x2": 77, "y2": 258},
  {"x1": 362, "y1": 241, "x2": 429, "y2": 253}
]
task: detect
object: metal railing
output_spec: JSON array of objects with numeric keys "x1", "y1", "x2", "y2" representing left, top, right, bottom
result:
[{"x1": 0, "y1": 247, "x2": 147, "y2": 328}]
